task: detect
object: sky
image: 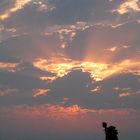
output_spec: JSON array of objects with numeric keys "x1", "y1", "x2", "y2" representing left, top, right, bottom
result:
[{"x1": 0, "y1": 0, "x2": 140, "y2": 140}]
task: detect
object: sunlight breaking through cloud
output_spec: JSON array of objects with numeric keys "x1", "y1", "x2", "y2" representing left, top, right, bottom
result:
[
  {"x1": 33, "y1": 57, "x2": 140, "y2": 82},
  {"x1": 0, "y1": 0, "x2": 140, "y2": 139}
]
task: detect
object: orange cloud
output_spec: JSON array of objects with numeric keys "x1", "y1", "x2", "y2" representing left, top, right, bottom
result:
[
  {"x1": 33, "y1": 89, "x2": 50, "y2": 97},
  {"x1": 119, "y1": 93, "x2": 131, "y2": 98},
  {"x1": 0, "y1": 104, "x2": 97, "y2": 120},
  {"x1": 1, "y1": 104, "x2": 139, "y2": 134},
  {"x1": 0, "y1": 62, "x2": 19, "y2": 72},
  {"x1": 0, "y1": 0, "x2": 32, "y2": 20}
]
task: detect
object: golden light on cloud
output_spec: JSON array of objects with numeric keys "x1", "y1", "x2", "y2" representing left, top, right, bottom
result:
[
  {"x1": 0, "y1": 62, "x2": 17, "y2": 68},
  {"x1": 115, "y1": 0, "x2": 140, "y2": 14},
  {"x1": 33, "y1": 58, "x2": 80, "y2": 78},
  {"x1": 0, "y1": 62, "x2": 18, "y2": 71},
  {"x1": 33, "y1": 57, "x2": 140, "y2": 82},
  {"x1": 0, "y1": 0, "x2": 32, "y2": 20},
  {"x1": 33, "y1": 89, "x2": 50, "y2": 97},
  {"x1": 90, "y1": 86, "x2": 101, "y2": 93},
  {"x1": 81, "y1": 61, "x2": 108, "y2": 81},
  {"x1": 40, "y1": 76, "x2": 56, "y2": 81},
  {"x1": 33, "y1": 58, "x2": 108, "y2": 81}
]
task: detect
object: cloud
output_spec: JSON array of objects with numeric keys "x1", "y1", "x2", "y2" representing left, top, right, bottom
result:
[
  {"x1": 0, "y1": 1, "x2": 140, "y2": 140},
  {"x1": 0, "y1": 70, "x2": 44, "y2": 91},
  {"x1": 0, "y1": 104, "x2": 140, "y2": 140},
  {"x1": 0, "y1": 0, "x2": 32, "y2": 20},
  {"x1": 94, "y1": 72, "x2": 140, "y2": 109},
  {"x1": 33, "y1": 89, "x2": 50, "y2": 97},
  {"x1": 33, "y1": 56, "x2": 140, "y2": 82},
  {"x1": 25, "y1": 70, "x2": 140, "y2": 109},
  {"x1": 0, "y1": 0, "x2": 126, "y2": 32},
  {"x1": 114, "y1": 0, "x2": 140, "y2": 15},
  {"x1": 0, "y1": 34, "x2": 63, "y2": 61},
  {"x1": 0, "y1": 62, "x2": 18, "y2": 72},
  {"x1": 0, "y1": 59, "x2": 139, "y2": 109},
  {"x1": 0, "y1": 7, "x2": 139, "y2": 109},
  {"x1": 0, "y1": 88, "x2": 17, "y2": 97},
  {"x1": 65, "y1": 21, "x2": 140, "y2": 63}
]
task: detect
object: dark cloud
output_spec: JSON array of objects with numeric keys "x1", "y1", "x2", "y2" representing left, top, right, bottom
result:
[
  {"x1": 47, "y1": 70, "x2": 93, "y2": 105},
  {"x1": 0, "y1": 55, "x2": 19, "y2": 63},
  {"x1": 27, "y1": 70, "x2": 140, "y2": 109},
  {"x1": 95, "y1": 73, "x2": 140, "y2": 109},
  {"x1": 1, "y1": 0, "x2": 125, "y2": 31},
  {"x1": 16, "y1": 62, "x2": 55, "y2": 77},
  {"x1": 47, "y1": 0, "x2": 96, "y2": 24},
  {"x1": 0, "y1": 34, "x2": 63, "y2": 61},
  {"x1": 0, "y1": 70, "x2": 44, "y2": 90},
  {"x1": 0, "y1": 1, "x2": 140, "y2": 109},
  {"x1": 1, "y1": 1, "x2": 139, "y2": 64},
  {"x1": 0, "y1": 60, "x2": 59, "y2": 106},
  {"x1": 0, "y1": 67, "x2": 140, "y2": 109},
  {"x1": 0, "y1": 0, "x2": 15, "y2": 14},
  {"x1": 0, "y1": 1, "x2": 140, "y2": 139}
]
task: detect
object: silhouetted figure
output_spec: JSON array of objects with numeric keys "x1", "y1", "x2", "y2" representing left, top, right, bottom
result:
[{"x1": 102, "y1": 122, "x2": 118, "y2": 140}]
